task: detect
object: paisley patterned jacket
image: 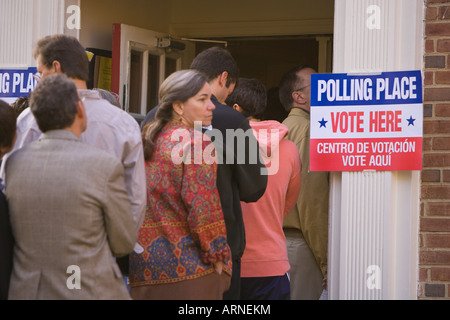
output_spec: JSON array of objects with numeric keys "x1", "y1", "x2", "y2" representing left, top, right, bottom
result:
[{"x1": 129, "y1": 122, "x2": 231, "y2": 286}]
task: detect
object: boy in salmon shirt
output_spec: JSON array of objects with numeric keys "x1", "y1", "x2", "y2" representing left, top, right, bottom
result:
[{"x1": 226, "y1": 78, "x2": 301, "y2": 300}]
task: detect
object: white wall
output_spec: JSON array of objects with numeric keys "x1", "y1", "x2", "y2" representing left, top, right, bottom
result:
[
  {"x1": 0, "y1": 0, "x2": 66, "y2": 68},
  {"x1": 79, "y1": 0, "x2": 335, "y2": 50},
  {"x1": 79, "y1": 0, "x2": 172, "y2": 50},
  {"x1": 169, "y1": 0, "x2": 334, "y2": 37}
]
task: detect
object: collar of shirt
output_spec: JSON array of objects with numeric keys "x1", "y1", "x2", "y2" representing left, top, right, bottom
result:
[
  {"x1": 289, "y1": 107, "x2": 310, "y2": 117},
  {"x1": 78, "y1": 89, "x2": 102, "y2": 100}
]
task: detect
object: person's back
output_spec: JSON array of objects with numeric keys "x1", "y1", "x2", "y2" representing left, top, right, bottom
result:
[
  {"x1": 0, "y1": 100, "x2": 16, "y2": 300},
  {"x1": 5, "y1": 136, "x2": 135, "y2": 299},
  {"x1": 279, "y1": 66, "x2": 329, "y2": 300},
  {"x1": 207, "y1": 98, "x2": 267, "y2": 257},
  {"x1": 0, "y1": 188, "x2": 12, "y2": 300},
  {"x1": 4, "y1": 74, "x2": 136, "y2": 300},
  {"x1": 11, "y1": 90, "x2": 145, "y2": 231},
  {"x1": 226, "y1": 78, "x2": 301, "y2": 300},
  {"x1": 239, "y1": 121, "x2": 300, "y2": 295}
]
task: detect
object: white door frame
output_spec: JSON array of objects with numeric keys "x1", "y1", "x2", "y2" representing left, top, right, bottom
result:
[
  {"x1": 329, "y1": 0, "x2": 424, "y2": 300},
  {"x1": 112, "y1": 24, "x2": 183, "y2": 121}
]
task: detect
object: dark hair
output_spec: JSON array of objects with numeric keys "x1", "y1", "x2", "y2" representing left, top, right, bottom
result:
[
  {"x1": 190, "y1": 47, "x2": 239, "y2": 88},
  {"x1": 0, "y1": 100, "x2": 16, "y2": 150},
  {"x1": 142, "y1": 70, "x2": 208, "y2": 161},
  {"x1": 33, "y1": 34, "x2": 89, "y2": 81},
  {"x1": 30, "y1": 74, "x2": 80, "y2": 133},
  {"x1": 225, "y1": 78, "x2": 267, "y2": 120},
  {"x1": 278, "y1": 65, "x2": 309, "y2": 111},
  {"x1": 11, "y1": 96, "x2": 30, "y2": 117}
]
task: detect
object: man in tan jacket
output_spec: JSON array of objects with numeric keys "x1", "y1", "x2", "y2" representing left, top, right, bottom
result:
[
  {"x1": 4, "y1": 74, "x2": 136, "y2": 299},
  {"x1": 280, "y1": 66, "x2": 329, "y2": 300}
]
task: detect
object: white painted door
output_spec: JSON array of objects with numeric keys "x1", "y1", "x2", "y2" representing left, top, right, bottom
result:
[{"x1": 111, "y1": 24, "x2": 183, "y2": 122}]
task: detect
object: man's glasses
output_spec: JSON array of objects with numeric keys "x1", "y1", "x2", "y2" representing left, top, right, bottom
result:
[{"x1": 294, "y1": 84, "x2": 311, "y2": 92}]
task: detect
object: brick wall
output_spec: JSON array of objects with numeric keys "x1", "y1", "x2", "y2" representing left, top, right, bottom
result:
[{"x1": 420, "y1": 0, "x2": 450, "y2": 300}]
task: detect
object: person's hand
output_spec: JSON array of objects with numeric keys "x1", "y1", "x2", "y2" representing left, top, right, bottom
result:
[{"x1": 213, "y1": 261, "x2": 224, "y2": 275}]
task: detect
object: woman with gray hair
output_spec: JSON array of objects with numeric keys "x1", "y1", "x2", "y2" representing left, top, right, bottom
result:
[{"x1": 129, "y1": 70, "x2": 231, "y2": 300}]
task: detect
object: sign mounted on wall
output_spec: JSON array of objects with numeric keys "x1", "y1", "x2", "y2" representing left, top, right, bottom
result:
[
  {"x1": 310, "y1": 70, "x2": 423, "y2": 172},
  {"x1": 0, "y1": 67, "x2": 37, "y2": 104}
]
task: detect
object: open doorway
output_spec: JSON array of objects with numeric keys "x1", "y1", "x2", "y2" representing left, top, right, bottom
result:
[
  {"x1": 104, "y1": 29, "x2": 331, "y2": 123},
  {"x1": 195, "y1": 36, "x2": 328, "y2": 122},
  {"x1": 79, "y1": 0, "x2": 335, "y2": 122}
]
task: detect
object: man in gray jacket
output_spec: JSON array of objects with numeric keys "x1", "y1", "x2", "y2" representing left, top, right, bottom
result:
[{"x1": 4, "y1": 74, "x2": 136, "y2": 299}]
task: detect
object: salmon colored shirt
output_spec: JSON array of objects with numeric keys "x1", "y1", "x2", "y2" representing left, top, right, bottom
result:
[{"x1": 240, "y1": 121, "x2": 301, "y2": 278}]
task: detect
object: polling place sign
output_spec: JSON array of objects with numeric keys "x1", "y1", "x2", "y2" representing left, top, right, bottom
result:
[
  {"x1": 0, "y1": 68, "x2": 37, "y2": 104},
  {"x1": 310, "y1": 70, "x2": 423, "y2": 171}
]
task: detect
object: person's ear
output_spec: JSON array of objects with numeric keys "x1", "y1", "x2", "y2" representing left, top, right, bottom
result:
[
  {"x1": 218, "y1": 71, "x2": 229, "y2": 88},
  {"x1": 172, "y1": 102, "x2": 184, "y2": 117},
  {"x1": 292, "y1": 90, "x2": 307, "y2": 105},
  {"x1": 52, "y1": 60, "x2": 62, "y2": 74},
  {"x1": 232, "y1": 103, "x2": 241, "y2": 112}
]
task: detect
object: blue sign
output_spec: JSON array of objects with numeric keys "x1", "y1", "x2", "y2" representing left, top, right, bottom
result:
[
  {"x1": 311, "y1": 70, "x2": 423, "y2": 106},
  {"x1": 0, "y1": 68, "x2": 37, "y2": 99}
]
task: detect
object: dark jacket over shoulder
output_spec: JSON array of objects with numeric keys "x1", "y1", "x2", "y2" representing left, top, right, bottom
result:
[
  {"x1": 141, "y1": 96, "x2": 268, "y2": 259},
  {"x1": 0, "y1": 189, "x2": 13, "y2": 300}
]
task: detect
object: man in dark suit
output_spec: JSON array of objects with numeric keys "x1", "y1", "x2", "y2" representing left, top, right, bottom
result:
[
  {"x1": 141, "y1": 47, "x2": 268, "y2": 300},
  {"x1": 0, "y1": 100, "x2": 16, "y2": 300}
]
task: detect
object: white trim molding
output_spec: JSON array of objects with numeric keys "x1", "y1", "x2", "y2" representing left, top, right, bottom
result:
[
  {"x1": 329, "y1": 0, "x2": 424, "y2": 300},
  {"x1": 0, "y1": 0, "x2": 66, "y2": 68},
  {"x1": 170, "y1": 19, "x2": 334, "y2": 38}
]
